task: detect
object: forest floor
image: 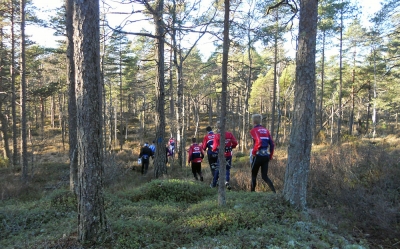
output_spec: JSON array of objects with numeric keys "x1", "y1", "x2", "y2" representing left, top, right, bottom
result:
[{"x1": 0, "y1": 121, "x2": 399, "y2": 248}]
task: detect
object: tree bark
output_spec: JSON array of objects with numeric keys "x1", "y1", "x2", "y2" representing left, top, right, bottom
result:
[
  {"x1": 20, "y1": 0, "x2": 28, "y2": 181},
  {"x1": 337, "y1": 5, "x2": 344, "y2": 143},
  {"x1": 0, "y1": 27, "x2": 11, "y2": 161},
  {"x1": 218, "y1": 0, "x2": 230, "y2": 207},
  {"x1": 119, "y1": 41, "x2": 124, "y2": 151},
  {"x1": 319, "y1": 31, "x2": 326, "y2": 132},
  {"x1": 271, "y1": 10, "x2": 279, "y2": 140},
  {"x1": 66, "y1": 0, "x2": 78, "y2": 195},
  {"x1": 283, "y1": 0, "x2": 318, "y2": 210},
  {"x1": 349, "y1": 49, "x2": 356, "y2": 135},
  {"x1": 11, "y1": 1, "x2": 18, "y2": 168},
  {"x1": 50, "y1": 96, "x2": 54, "y2": 128},
  {"x1": 153, "y1": 0, "x2": 167, "y2": 177},
  {"x1": 73, "y1": 0, "x2": 107, "y2": 242}
]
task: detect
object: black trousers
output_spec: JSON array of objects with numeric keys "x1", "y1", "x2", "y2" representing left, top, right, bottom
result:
[
  {"x1": 207, "y1": 153, "x2": 218, "y2": 176},
  {"x1": 142, "y1": 159, "x2": 150, "y2": 174},
  {"x1": 251, "y1": 156, "x2": 276, "y2": 193},
  {"x1": 191, "y1": 162, "x2": 202, "y2": 177}
]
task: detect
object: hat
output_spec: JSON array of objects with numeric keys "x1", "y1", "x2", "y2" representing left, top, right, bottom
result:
[{"x1": 144, "y1": 142, "x2": 149, "y2": 147}]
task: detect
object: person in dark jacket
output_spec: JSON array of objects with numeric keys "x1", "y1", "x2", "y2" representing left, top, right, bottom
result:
[{"x1": 139, "y1": 142, "x2": 153, "y2": 175}]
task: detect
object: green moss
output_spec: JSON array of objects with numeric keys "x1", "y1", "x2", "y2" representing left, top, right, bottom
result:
[{"x1": 0, "y1": 179, "x2": 369, "y2": 249}]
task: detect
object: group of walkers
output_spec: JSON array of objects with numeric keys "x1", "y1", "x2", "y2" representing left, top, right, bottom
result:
[
  {"x1": 138, "y1": 113, "x2": 276, "y2": 193},
  {"x1": 139, "y1": 139, "x2": 174, "y2": 175}
]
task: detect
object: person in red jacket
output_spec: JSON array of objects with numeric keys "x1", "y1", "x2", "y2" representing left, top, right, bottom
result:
[
  {"x1": 188, "y1": 137, "x2": 204, "y2": 181},
  {"x1": 202, "y1": 126, "x2": 218, "y2": 176},
  {"x1": 211, "y1": 121, "x2": 238, "y2": 190},
  {"x1": 249, "y1": 114, "x2": 276, "y2": 193}
]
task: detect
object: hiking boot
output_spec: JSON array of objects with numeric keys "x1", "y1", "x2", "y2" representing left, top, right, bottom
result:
[
  {"x1": 200, "y1": 176, "x2": 204, "y2": 182},
  {"x1": 210, "y1": 184, "x2": 215, "y2": 188},
  {"x1": 194, "y1": 176, "x2": 199, "y2": 180},
  {"x1": 225, "y1": 182, "x2": 231, "y2": 190}
]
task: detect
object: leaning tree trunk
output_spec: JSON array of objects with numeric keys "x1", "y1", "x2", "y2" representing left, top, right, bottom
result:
[
  {"x1": 73, "y1": 0, "x2": 107, "y2": 242},
  {"x1": 283, "y1": 0, "x2": 318, "y2": 210},
  {"x1": 153, "y1": 0, "x2": 167, "y2": 177},
  {"x1": 20, "y1": 0, "x2": 28, "y2": 181}
]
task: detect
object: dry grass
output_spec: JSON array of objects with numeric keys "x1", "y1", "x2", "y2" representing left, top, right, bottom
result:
[{"x1": 307, "y1": 138, "x2": 400, "y2": 248}]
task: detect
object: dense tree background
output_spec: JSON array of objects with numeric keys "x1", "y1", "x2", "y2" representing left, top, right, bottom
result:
[{"x1": 0, "y1": 0, "x2": 399, "y2": 246}]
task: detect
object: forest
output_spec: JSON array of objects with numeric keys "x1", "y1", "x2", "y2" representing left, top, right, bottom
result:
[{"x1": 0, "y1": 0, "x2": 399, "y2": 248}]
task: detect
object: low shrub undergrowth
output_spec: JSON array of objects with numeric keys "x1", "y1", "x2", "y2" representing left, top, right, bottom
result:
[
  {"x1": 109, "y1": 182, "x2": 367, "y2": 249},
  {"x1": 0, "y1": 179, "x2": 368, "y2": 249},
  {"x1": 121, "y1": 179, "x2": 216, "y2": 203}
]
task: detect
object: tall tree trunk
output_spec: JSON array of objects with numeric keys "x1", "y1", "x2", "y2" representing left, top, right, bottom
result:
[
  {"x1": 50, "y1": 95, "x2": 55, "y2": 128},
  {"x1": 366, "y1": 82, "x2": 371, "y2": 134},
  {"x1": 208, "y1": 97, "x2": 212, "y2": 125},
  {"x1": 175, "y1": 53, "x2": 184, "y2": 168},
  {"x1": 20, "y1": 0, "x2": 28, "y2": 180},
  {"x1": 319, "y1": 30, "x2": 326, "y2": 131},
  {"x1": 58, "y1": 93, "x2": 64, "y2": 150},
  {"x1": 330, "y1": 101, "x2": 334, "y2": 144},
  {"x1": 73, "y1": 0, "x2": 107, "y2": 242},
  {"x1": 241, "y1": 31, "x2": 252, "y2": 152},
  {"x1": 218, "y1": 0, "x2": 230, "y2": 207},
  {"x1": 153, "y1": 0, "x2": 167, "y2": 177},
  {"x1": 11, "y1": 1, "x2": 18, "y2": 168},
  {"x1": 119, "y1": 41, "x2": 124, "y2": 151},
  {"x1": 169, "y1": 37, "x2": 175, "y2": 137},
  {"x1": 0, "y1": 27, "x2": 11, "y2": 161},
  {"x1": 283, "y1": 0, "x2": 318, "y2": 210},
  {"x1": 40, "y1": 97, "x2": 44, "y2": 136},
  {"x1": 100, "y1": 8, "x2": 108, "y2": 153},
  {"x1": 337, "y1": 6, "x2": 344, "y2": 143},
  {"x1": 271, "y1": 10, "x2": 279, "y2": 138},
  {"x1": 349, "y1": 49, "x2": 356, "y2": 135},
  {"x1": 67, "y1": 0, "x2": 78, "y2": 195},
  {"x1": 372, "y1": 48, "x2": 377, "y2": 138}
]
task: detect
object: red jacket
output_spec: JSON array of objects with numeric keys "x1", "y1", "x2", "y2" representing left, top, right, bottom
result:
[
  {"x1": 212, "y1": 131, "x2": 238, "y2": 157},
  {"x1": 188, "y1": 143, "x2": 204, "y2": 163},
  {"x1": 202, "y1": 131, "x2": 215, "y2": 155},
  {"x1": 250, "y1": 125, "x2": 274, "y2": 159}
]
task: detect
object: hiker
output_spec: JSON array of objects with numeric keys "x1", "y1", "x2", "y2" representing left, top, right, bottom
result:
[
  {"x1": 149, "y1": 140, "x2": 156, "y2": 156},
  {"x1": 202, "y1": 126, "x2": 218, "y2": 177},
  {"x1": 210, "y1": 121, "x2": 238, "y2": 190},
  {"x1": 188, "y1": 137, "x2": 204, "y2": 181},
  {"x1": 249, "y1": 114, "x2": 276, "y2": 193},
  {"x1": 139, "y1": 142, "x2": 153, "y2": 175},
  {"x1": 165, "y1": 145, "x2": 169, "y2": 164},
  {"x1": 168, "y1": 137, "x2": 175, "y2": 158}
]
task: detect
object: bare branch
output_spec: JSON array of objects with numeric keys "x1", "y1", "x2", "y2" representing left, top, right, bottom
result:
[
  {"x1": 107, "y1": 24, "x2": 158, "y2": 38},
  {"x1": 266, "y1": 0, "x2": 298, "y2": 15}
]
